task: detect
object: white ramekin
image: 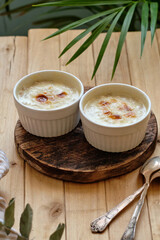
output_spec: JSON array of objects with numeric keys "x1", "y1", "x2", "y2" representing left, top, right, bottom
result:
[
  {"x1": 13, "y1": 70, "x2": 84, "y2": 137},
  {"x1": 79, "y1": 83, "x2": 151, "y2": 152}
]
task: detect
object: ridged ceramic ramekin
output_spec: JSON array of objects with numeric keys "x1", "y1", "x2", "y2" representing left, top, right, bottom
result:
[
  {"x1": 13, "y1": 70, "x2": 84, "y2": 137},
  {"x1": 79, "y1": 83, "x2": 151, "y2": 152}
]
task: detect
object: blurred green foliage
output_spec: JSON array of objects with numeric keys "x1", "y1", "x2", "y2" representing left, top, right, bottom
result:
[{"x1": 0, "y1": 0, "x2": 159, "y2": 79}]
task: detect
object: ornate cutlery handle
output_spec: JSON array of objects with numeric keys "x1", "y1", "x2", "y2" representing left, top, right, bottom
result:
[
  {"x1": 90, "y1": 185, "x2": 145, "y2": 233},
  {"x1": 120, "y1": 183, "x2": 149, "y2": 240}
]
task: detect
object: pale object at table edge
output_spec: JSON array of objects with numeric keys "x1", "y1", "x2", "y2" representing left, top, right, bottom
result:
[
  {"x1": 0, "y1": 197, "x2": 20, "y2": 240},
  {"x1": 0, "y1": 150, "x2": 9, "y2": 180}
]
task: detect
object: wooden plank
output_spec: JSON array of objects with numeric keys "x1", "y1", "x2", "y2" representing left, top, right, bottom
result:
[
  {"x1": 93, "y1": 33, "x2": 137, "y2": 240},
  {"x1": 60, "y1": 30, "x2": 96, "y2": 87},
  {"x1": 64, "y1": 182, "x2": 108, "y2": 240},
  {"x1": 60, "y1": 30, "x2": 109, "y2": 239},
  {"x1": 147, "y1": 179, "x2": 160, "y2": 240},
  {"x1": 156, "y1": 29, "x2": 160, "y2": 54},
  {"x1": 93, "y1": 32, "x2": 152, "y2": 240},
  {"x1": 126, "y1": 31, "x2": 160, "y2": 240},
  {"x1": 28, "y1": 29, "x2": 60, "y2": 72},
  {"x1": 92, "y1": 32, "x2": 131, "y2": 83},
  {"x1": 147, "y1": 30, "x2": 160, "y2": 240},
  {"x1": 27, "y1": 29, "x2": 65, "y2": 240},
  {"x1": 0, "y1": 36, "x2": 27, "y2": 229}
]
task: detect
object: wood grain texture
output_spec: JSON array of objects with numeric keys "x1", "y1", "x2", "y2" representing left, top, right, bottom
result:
[
  {"x1": 0, "y1": 37, "x2": 27, "y2": 229},
  {"x1": 92, "y1": 32, "x2": 131, "y2": 83},
  {"x1": 0, "y1": 29, "x2": 159, "y2": 240},
  {"x1": 126, "y1": 30, "x2": 160, "y2": 240},
  {"x1": 60, "y1": 30, "x2": 96, "y2": 86},
  {"x1": 59, "y1": 30, "x2": 108, "y2": 240},
  {"x1": 92, "y1": 32, "x2": 137, "y2": 240},
  {"x1": 15, "y1": 113, "x2": 157, "y2": 183},
  {"x1": 27, "y1": 29, "x2": 65, "y2": 240},
  {"x1": 93, "y1": 32, "x2": 159, "y2": 240}
]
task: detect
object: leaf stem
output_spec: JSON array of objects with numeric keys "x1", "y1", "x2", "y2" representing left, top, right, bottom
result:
[{"x1": 5, "y1": 226, "x2": 20, "y2": 236}]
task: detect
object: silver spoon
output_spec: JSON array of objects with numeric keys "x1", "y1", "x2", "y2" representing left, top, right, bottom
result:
[
  {"x1": 120, "y1": 168, "x2": 160, "y2": 240},
  {"x1": 90, "y1": 156, "x2": 160, "y2": 233}
]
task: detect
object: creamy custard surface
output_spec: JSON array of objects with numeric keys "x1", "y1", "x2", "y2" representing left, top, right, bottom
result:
[
  {"x1": 17, "y1": 80, "x2": 79, "y2": 110},
  {"x1": 84, "y1": 95, "x2": 147, "y2": 126}
]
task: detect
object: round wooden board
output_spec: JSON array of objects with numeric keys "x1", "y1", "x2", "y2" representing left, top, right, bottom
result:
[{"x1": 15, "y1": 112, "x2": 158, "y2": 183}]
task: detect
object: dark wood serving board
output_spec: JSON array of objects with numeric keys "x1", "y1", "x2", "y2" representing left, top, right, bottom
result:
[{"x1": 14, "y1": 112, "x2": 158, "y2": 183}]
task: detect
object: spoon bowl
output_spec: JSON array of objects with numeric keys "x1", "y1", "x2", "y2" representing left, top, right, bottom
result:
[{"x1": 140, "y1": 156, "x2": 160, "y2": 184}]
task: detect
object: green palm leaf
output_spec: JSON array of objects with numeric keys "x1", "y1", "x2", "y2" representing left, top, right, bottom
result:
[
  {"x1": 141, "y1": 2, "x2": 149, "y2": 57},
  {"x1": 59, "y1": 15, "x2": 112, "y2": 57},
  {"x1": 43, "y1": 6, "x2": 123, "y2": 40},
  {"x1": 112, "y1": 2, "x2": 137, "y2": 79},
  {"x1": 92, "y1": 8, "x2": 125, "y2": 79},
  {"x1": 66, "y1": 11, "x2": 118, "y2": 65},
  {"x1": 35, "y1": 0, "x2": 132, "y2": 7},
  {"x1": 150, "y1": 2, "x2": 158, "y2": 45},
  {"x1": 49, "y1": 223, "x2": 65, "y2": 240}
]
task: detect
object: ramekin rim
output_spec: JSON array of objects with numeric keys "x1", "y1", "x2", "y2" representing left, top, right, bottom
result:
[
  {"x1": 13, "y1": 70, "x2": 84, "y2": 112},
  {"x1": 79, "y1": 83, "x2": 151, "y2": 129}
]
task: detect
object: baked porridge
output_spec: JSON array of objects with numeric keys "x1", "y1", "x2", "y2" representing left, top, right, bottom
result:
[
  {"x1": 17, "y1": 80, "x2": 79, "y2": 110},
  {"x1": 84, "y1": 95, "x2": 147, "y2": 126}
]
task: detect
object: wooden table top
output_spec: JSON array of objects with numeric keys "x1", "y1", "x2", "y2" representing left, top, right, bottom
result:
[{"x1": 0, "y1": 29, "x2": 160, "y2": 240}]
